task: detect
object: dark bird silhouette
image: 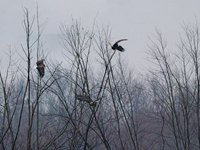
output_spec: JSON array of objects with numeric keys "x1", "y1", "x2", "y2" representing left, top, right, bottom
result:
[
  {"x1": 76, "y1": 95, "x2": 97, "y2": 108},
  {"x1": 36, "y1": 59, "x2": 45, "y2": 78},
  {"x1": 109, "y1": 39, "x2": 127, "y2": 52}
]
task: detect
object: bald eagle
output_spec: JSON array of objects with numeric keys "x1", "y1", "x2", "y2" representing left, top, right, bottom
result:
[
  {"x1": 76, "y1": 95, "x2": 97, "y2": 108},
  {"x1": 36, "y1": 59, "x2": 45, "y2": 78},
  {"x1": 109, "y1": 39, "x2": 127, "y2": 52}
]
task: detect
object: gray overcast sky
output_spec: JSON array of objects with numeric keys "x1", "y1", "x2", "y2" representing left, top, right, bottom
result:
[{"x1": 1, "y1": 0, "x2": 200, "y2": 72}]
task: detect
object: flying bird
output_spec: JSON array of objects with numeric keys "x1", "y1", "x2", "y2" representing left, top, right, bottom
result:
[
  {"x1": 36, "y1": 59, "x2": 46, "y2": 78},
  {"x1": 108, "y1": 39, "x2": 127, "y2": 52},
  {"x1": 76, "y1": 95, "x2": 97, "y2": 108}
]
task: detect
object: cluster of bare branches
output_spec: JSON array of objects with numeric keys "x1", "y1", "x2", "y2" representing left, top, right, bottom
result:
[
  {"x1": 1, "y1": 7, "x2": 200, "y2": 150},
  {"x1": 147, "y1": 24, "x2": 200, "y2": 149}
]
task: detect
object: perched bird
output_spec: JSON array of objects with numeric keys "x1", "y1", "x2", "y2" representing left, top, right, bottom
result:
[
  {"x1": 76, "y1": 94, "x2": 97, "y2": 108},
  {"x1": 36, "y1": 59, "x2": 46, "y2": 78},
  {"x1": 108, "y1": 39, "x2": 127, "y2": 52}
]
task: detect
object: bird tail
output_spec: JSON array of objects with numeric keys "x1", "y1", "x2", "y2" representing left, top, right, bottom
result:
[{"x1": 119, "y1": 49, "x2": 125, "y2": 52}]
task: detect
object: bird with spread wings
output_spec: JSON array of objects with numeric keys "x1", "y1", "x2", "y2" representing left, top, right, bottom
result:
[
  {"x1": 109, "y1": 39, "x2": 127, "y2": 52},
  {"x1": 76, "y1": 95, "x2": 97, "y2": 108}
]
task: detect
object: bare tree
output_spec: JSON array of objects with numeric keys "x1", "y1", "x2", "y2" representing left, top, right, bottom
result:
[{"x1": 147, "y1": 24, "x2": 200, "y2": 149}]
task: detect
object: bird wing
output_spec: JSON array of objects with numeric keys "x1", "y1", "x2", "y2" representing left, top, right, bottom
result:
[
  {"x1": 117, "y1": 45, "x2": 125, "y2": 52},
  {"x1": 76, "y1": 95, "x2": 93, "y2": 103},
  {"x1": 37, "y1": 67, "x2": 45, "y2": 77},
  {"x1": 115, "y1": 39, "x2": 128, "y2": 44}
]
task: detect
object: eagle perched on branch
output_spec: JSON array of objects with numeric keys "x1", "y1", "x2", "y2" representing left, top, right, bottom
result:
[
  {"x1": 109, "y1": 39, "x2": 127, "y2": 52},
  {"x1": 36, "y1": 59, "x2": 46, "y2": 78},
  {"x1": 76, "y1": 95, "x2": 97, "y2": 108}
]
